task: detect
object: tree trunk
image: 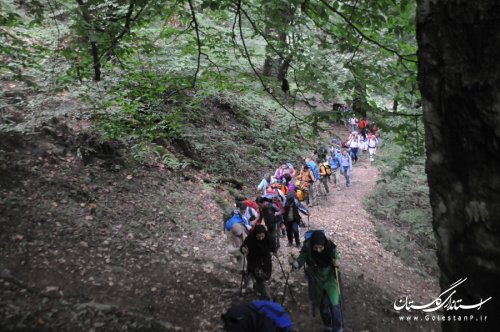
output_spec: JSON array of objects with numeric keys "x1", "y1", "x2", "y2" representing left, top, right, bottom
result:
[
  {"x1": 90, "y1": 42, "x2": 101, "y2": 82},
  {"x1": 352, "y1": 80, "x2": 368, "y2": 118},
  {"x1": 76, "y1": 0, "x2": 101, "y2": 81},
  {"x1": 417, "y1": 1, "x2": 500, "y2": 330}
]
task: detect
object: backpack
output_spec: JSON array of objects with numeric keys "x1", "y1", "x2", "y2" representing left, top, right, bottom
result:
[
  {"x1": 250, "y1": 300, "x2": 292, "y2": 331},
  {"x1": 296, "y1": 189, "x2": 305, "y2": 202},
  {"x1": 225, "y1": 212, "x2": 248, "y2": 232},
  {"x1": 323, "y1": 162, "x2": 332, "y2": 176},
  {"x1": 294, "y1": 199, "x2": 310, "y2": 216},
  {"x1": 368, "y1": 138, "x2": 377, "y2": 148},
  {"x1": 304, "y1": 229, "x2": 326, "y2": 241}
]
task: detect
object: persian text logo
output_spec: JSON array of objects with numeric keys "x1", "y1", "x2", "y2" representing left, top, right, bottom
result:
[{"x1": 394, "y1": 278, "x2": 492, "y2": 313}]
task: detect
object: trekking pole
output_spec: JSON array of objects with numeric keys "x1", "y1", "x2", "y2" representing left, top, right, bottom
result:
[
  {"x1": 239, "y1": 256, "x2": 246, "y2": 297},
  {"x1": 281, "y1": 267, "x2": 292, "y2": 306},
  {"x1": 276, "y1": 256, "x2": 296, "y2": 303}
]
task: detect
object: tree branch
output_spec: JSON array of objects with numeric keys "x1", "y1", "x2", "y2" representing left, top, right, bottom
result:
[
  {"x1": 317, "y1": 0, "x2": 417, "y2": 63},
  {"x1": 188, "y1": 0, "x2": 202, "y2": 88},
  {"x1": 234, "y1": 0, "x2": 310, "y2": 127}
]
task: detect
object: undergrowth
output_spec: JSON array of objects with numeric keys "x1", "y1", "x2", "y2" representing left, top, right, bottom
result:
[{"x1": 365, "y1": 133, "x2": 438, "y2": 276}]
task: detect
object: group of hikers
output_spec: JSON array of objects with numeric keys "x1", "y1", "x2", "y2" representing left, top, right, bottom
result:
[
  {"x1": 221, "y1": 115, "x2": 380, "y2": 331},
  {"x1": 223, "y1": 226, "x2": 343, "y2": 332}
]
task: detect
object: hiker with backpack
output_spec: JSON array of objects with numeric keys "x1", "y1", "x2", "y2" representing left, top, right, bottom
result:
[
  {"x1": 257, "y1": 173, "x2": 274, "y2": 196},
  {"x1": 347, "y1": 133, "x2": 360, "y2": 164},
  {"x1": 284, "y1": 193, "x2": 302, "y2": 247},
  {"x1": 274, "y1": 163, "x2": 296, "y2": 182},
  {"x1": 297, "y1": 164, "x2": 316, "y2": 207},
  {"x1": 327, "y1": 149, "x2": 342, "y2": 191},
  {"x1": 256, "y1": 196, "x2": 282, "y2": 252},
  {"x1": 367, "y1": 134, "x2": 379, "y2": 162},
  {"x1": 241, "y1": 225, "x2": 275, "y2": 300},
  {"x1": 283, "y1": 173, "x2": 296, "y2": 194},
  {"x1": 318, "y1": 159, "x2": 330, "y2": 196},
  {"x1": 221, "y1": 300, "x2": 292, "y2": 332},
  {"x1": 305, "y1": 158, "x2": 319, "y2": 205},
  {"x1": 225, "y1": 203, "x2": 251, "y2": 268},
  {"x1": 339, "y1": 149, "x2": 352, "y2": 188},
  {"x1": 357, "y1": 117, "x2": 369, "y2": 140},
  {"x1": 290, "y1": 230, "x2": 343, "y2": 332}
]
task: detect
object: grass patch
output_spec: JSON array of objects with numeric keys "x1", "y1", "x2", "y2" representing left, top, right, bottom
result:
[{"x1": 366, "y1": 138, "x2": 438, "y2": 276}]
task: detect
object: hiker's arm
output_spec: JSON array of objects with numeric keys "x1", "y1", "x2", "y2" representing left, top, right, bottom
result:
[
  {"x1": 332, "y1": 248, "x2": 340, "y2": 268},
  {"x1": 240, "y1": 236, "x2": 250, "y2": 255},
  {"x1": 296, "y1": 245, "x2": 307, "y2": 268}
]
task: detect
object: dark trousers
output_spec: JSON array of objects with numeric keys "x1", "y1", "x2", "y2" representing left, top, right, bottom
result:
[
  {"x1": 286, "y1": 221, "x2": 300, "y2": 246},
  {"x1": 320, "y1": 292, "x2": 343, "y2": 332},
  {"x1": 268, "y1": 222, "x2": 280, "y2": 251}
]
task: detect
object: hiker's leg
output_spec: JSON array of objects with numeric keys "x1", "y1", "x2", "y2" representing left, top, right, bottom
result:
[
  {"x1": 255, "y1": 280, "x2": 272, "y2": 300},
  {"x1": 322, "y1": 177, "x2": 329, "y2": 194},
  {"x1": 344, "y1": 167, "x2": 350, "y2": 187},
  {"x1": 320, "y1": 292, "x2": 334, "y2": 331},
  {"x1": 332, "y1": 304, "x2": 343, "y2": 332},
  {"x1": 286, "y1": 223, "x2": 294, "y2": 245},
  {"x1": 310, "y1": 182, "x2": 316, "y2": 205},
  {"x1": 334, "y1": 169, "x2": 341, "y2": 190},
  {"x1": 292, "y1": 222, "x2": 300, "y2": 246}
]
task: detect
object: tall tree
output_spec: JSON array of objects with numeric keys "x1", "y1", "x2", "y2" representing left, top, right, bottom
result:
[{"x1": 417, "y1": 0, "x2": 500, "y2": 330}]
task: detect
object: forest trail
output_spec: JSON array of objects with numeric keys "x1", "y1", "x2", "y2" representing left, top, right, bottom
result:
[
  {"x1": 0, "y1": 114, "x2": 440, "y2": 331},
  {"x1": 289, "y1": 153, "x2": 441, "y2": 331},
  {"x1": 204, "y1": 148, "x2": 441, "y2": 331}
]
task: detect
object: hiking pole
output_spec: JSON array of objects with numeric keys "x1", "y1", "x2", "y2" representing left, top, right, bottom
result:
[
  {"x1": 276, "y1": 255, "x2": 296, "y2": 303},
  {"x1": 281, "y1": 267, "x2": 292, "y2": 306},
  {"x1": 239, "y1": 256, "x2": 246, "y2": 297}
]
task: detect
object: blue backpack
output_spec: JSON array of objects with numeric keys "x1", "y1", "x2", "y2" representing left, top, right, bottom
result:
[
  {"x1": 225, "y1": 212, "x2": 249, "y2": 232},
  {"x1": 250, "y1": 300, "x2": 292, "y2": 331},
  {"x1": 304, "y1": 229, "x2": 325, "y2": 241}
]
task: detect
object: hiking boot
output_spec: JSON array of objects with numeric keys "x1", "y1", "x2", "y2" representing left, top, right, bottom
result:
[
  {"x1": 295, "y1": 242, "x2": 301, "y2": 248},
  {"x1": 287, "y1": 242, "x2": 293, "y2": 247}
]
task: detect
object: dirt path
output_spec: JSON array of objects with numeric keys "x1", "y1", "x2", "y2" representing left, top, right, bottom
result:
[
  {"x1": 197, "y1": 151, "x2": 441, "y2": 331},
  {"x1": 280, "y1": 154, "x2": 441, "y2": 331}
]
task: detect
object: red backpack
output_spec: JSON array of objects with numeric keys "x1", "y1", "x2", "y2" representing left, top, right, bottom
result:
[{"x1": 243, "y1": 199, "x2": 261, "y2": 224}]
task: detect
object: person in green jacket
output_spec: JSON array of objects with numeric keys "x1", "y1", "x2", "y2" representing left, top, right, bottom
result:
[{"x1": 290, "y1": 230, "x2": 343, "y2": 332}]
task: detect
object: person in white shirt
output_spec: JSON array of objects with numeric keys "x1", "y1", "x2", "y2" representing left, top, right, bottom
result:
[
  {"x1": 347, "y1": 133, "x2": 360, "y2": 164},
  {"x1": 367, "y1": 134, "x2": 379, "y2": 161}
]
